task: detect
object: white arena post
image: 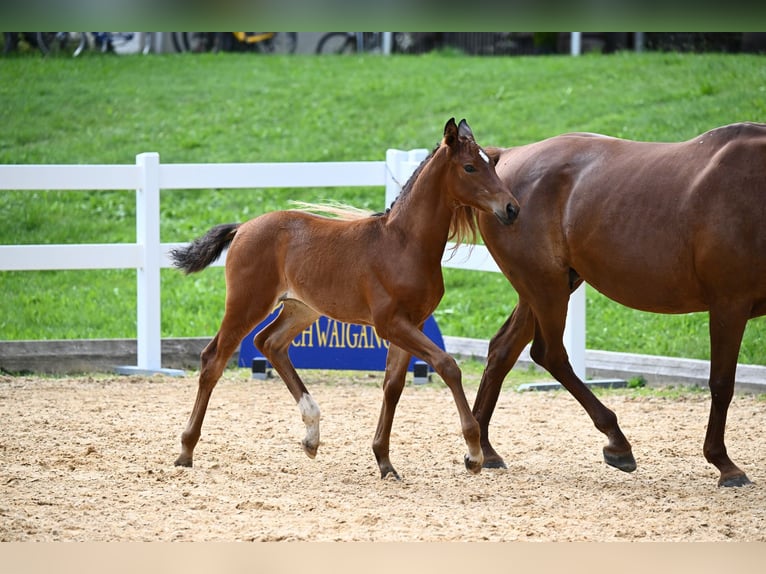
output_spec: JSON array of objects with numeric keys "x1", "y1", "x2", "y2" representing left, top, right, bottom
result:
[
  {"x1": 564, "y1": 283, "x2": 587, "y2": 380},
  {"x1": 116, "y1": 153, "x2": 183, "y2": 376}
]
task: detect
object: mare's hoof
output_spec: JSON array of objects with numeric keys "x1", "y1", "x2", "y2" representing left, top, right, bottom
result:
[
  {"x1": 464, "y1": 454, "x2": 483, "y2": 475},
  {"x1": 603, "y1": 449, "x2": 637, "y2": 473},
  {"x1": 174, "y1": 455, "x2": 193, "y2": 468},
  {"x1": 719, "y1": 473, "x2": 752, "y2": 488},
  {"x1": 482, "y1": 457, "x2": 508, "y2": 470},
  {"x1": 380, "y1": 468, "x2": 401, "y2": 480},
  {"x1": 301, "y1": 440, "x2": 318, "y2": 459}
]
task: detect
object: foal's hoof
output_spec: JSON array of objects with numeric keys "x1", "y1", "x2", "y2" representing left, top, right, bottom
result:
[
  {"x1": 603, "y1": 449, "x2": 637, "y2": 473},
  {"x1": 301, "y1": 439, "x2": 318, "y2": 459},
  {"x1": 719, "y1": 473, "x2": 752, "y2": 488},
  {"x1": 174, "y1": 455, "x2": 193, "y2": 468},
  {"x1": 464, "y1": 454, "x2": 483, "y2": 475}
]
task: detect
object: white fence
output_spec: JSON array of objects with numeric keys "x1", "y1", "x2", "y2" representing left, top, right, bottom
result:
[{"x1": 0, "y1": 152, "x2": 585, "y2": 376}]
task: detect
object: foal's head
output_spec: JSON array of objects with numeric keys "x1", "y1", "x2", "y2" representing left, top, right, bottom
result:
[{"x1": 441, "y1": 118, "x2": 519, "y2": 223}]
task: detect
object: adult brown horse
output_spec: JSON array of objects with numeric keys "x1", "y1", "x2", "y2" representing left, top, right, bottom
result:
[
  {"x1": 474, "y1": 122, "x2": 766, "y2": 487},
  {"x1": 170, "y1": 118, "x2": 520, "y2": 479}
]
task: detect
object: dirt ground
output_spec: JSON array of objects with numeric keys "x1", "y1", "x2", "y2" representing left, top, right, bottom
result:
[{"x1": 2, "y1": 368, "x2": 766, "y2": 542}]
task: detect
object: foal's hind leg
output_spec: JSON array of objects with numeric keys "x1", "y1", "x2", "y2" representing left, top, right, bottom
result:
[
  {"x1": 253, "y1": 300, "x2": 321, "y2": 458},
  {"x1": 175, "y1": 315, "x2": 263, "y2": 467},
  {"x1": 705, "y1": 304, "x2": 751, "y2": 487},
  {"x1": 372, "y1": 344, "x2": 412, "y2": 479},
  {"x1": 529, "y1": 289, "x2": 635, "y2": 473},
  {"x1": 472, "y1": 300, "x2": 535, "y2": 469}
]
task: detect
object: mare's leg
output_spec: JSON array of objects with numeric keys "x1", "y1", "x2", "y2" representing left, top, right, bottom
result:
[
  {"x1": 381, "y1": 316, "x2": 483, "y2": 474},
  {"x1": 254, "y1": 300, "x2": 321, "y2": 458},
  {"x1": 705, "y1": 304, "x2": 751, "y2": 487},
  {"x1": 529, "y1": 288, "x2": 635, "y2": 473},
  {"x1": 472, "y1": 300, "x2": 535, "y2": 469},
  {"x1": 175, "y1": 295, "x2": 272, "y2": 467},
  {"x1": 372, "y1": 344, "x2": 411, "y2": 479}
]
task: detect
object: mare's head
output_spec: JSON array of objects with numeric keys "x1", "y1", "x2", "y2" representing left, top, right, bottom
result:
[{"x1": 440, "y1": 118, "x2": 519, "y2": 227}]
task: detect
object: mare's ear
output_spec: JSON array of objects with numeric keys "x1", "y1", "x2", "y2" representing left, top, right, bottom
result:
[
  {"x1": 457, "y1": 119, "x2": 474, "y2": 140},
  {"x1": 443, "y1": 117, "x2": 458, "y2": 147},
  {"x1": 483, "y1": 146, "x2": 504, "y2": 166}
]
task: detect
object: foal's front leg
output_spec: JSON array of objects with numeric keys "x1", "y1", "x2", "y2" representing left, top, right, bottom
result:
[{"x1": 383, "y1": 317, "x2": 483, "y2": 474}]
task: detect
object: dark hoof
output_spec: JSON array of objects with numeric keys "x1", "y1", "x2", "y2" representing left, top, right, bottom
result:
[
  {"x1": 482, "y1": 457, "x2": 508, "y2": 470},
  {"x1": 603, "y1": 449, "x2": 637, "y2": 473},
  {"x1": 719, "y1": 474, "x2": 752, "y2": 487},
  {"x1": 380, "y1": 468, "x2": 401, "y2": 480},
  {"x1": 174, "y1": 456, "x2": 192, "y2": 468},
  {"x1": 464, "y1": 454, "x2": 483, "y2": 475}
]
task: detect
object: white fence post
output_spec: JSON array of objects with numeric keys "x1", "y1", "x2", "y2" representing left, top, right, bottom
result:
[
  {"x1": 564, "y1": 283, "x2": 586, "y2": 379},
  {"x1": 382, "y1": 32, "x2": 393, "y2": 55},
  {"x1": 570, "y1": 32, "x2": 582, "y2": 56},
  {"x1": 384, "y1": 148, "x2": 429, "y2": 209},
  {"x1": 116, "y1": 153, "x2": 182, "y2": 376}
]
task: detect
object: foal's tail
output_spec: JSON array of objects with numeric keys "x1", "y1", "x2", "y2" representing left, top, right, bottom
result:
[{"x1": 170, "y1": 223, "x2": 241, "y2": 274}]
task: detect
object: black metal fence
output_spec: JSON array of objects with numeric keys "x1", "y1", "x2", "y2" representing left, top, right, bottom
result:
[{"x1": 394, "y1": 32, "x2": 765, "y2": 55}]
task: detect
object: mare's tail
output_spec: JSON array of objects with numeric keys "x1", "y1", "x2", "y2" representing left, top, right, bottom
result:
[{"x1": 170, "y1": 223, "x2": 240, "y2": 274}]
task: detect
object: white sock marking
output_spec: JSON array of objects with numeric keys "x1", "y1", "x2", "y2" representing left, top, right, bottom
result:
[{"x1": 298, "y1": 393, "x2": 320, "y2": 448}]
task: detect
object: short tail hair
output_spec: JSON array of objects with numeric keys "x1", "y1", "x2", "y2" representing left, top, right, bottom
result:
[{"x1": 169, "y1": 223, "x2": 240, "y2": 274}]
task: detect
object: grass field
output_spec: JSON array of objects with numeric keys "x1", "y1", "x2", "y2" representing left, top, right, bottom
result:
[{"x1": 1, "y1": 50, "x2": 766, "y2": 363}]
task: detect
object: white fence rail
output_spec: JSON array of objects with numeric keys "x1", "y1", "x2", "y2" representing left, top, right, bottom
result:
[{"x1": 0, "y1": 151, "x2": 585, "y2": 376}]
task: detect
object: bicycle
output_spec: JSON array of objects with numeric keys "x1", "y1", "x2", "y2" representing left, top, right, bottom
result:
[
  {"x1": 36, "y1": 32, "x2": 154, "y2": 56},
  {"x1": 315, "y1": 32, "x2": 415, "y2": 54},
  {"x1": 316, "y1": 32, "x2": 380, "y2": 55},
  {"x1": 172, "y1": 32, "x2": 297, "y2": 54},
  {"x1": 35, "y1": 32, "x2": 88, "y2": 57},
  {"x1": 171, "y1": 32, "x2": 216, "y2": 53},
  {"x1": 90, "y1": 32, "x2": 153, "y2": 55},
  {"x1": 3, "y1": 33, "x2": 40, "y2": 55}
]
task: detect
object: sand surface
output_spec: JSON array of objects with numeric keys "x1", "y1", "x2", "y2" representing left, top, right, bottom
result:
[{"x1": 2, "y1": 369, "x2": 765, "y2": 541}]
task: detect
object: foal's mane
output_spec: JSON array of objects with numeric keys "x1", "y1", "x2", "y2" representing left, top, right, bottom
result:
[
  {"x1": 388, "y1": 142, "x2": 479, "y2": 252},
  {"x1": 291, "y1": 137, "x2": 480, "y2": 250},
  {"x1": 288, "y1": 200, "x2": 374, "y2": 221}
]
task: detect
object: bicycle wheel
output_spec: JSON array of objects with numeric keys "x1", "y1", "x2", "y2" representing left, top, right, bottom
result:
[
  {"x1": 316, "y1": 32, "x2": 355, "y2": 54},
  {"x1": 256, "y1": 32, "x2": 298, "y2": 54},
  {"x1": 36, "y1": 32, "x2": 88, "y2": 57},
  {"x1": 171, "y1": 32, "x2": 188, "y2": 52},
  {"x1": 172, "y1": 32, "x2": 214, "y2": 53}
]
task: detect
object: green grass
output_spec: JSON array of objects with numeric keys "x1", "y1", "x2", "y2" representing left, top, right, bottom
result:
[{"x1": 2, "y1": 51, "x2": 766, "y2": 364}]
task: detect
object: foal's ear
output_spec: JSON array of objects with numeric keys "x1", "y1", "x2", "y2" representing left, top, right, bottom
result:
[
  {"x1": 443, "y1": 117, "x2": 458, "y2": 147},
  {"x1": 457, "y1": 119, "x2": 474, "y2": 140}
]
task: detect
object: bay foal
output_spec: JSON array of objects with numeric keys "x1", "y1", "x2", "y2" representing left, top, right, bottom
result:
[{"x1": 171, "y1": 118, "x2": 519, "y2": 479}]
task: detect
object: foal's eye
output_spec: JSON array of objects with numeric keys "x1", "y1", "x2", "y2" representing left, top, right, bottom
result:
[{"x1": 463, "y1": 164, "x2": 477, "y2": 173}]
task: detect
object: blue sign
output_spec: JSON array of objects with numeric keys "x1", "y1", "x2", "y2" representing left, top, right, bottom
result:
[{"x1": 238, "y1": 307, "x2": 445, "y2": 372}]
